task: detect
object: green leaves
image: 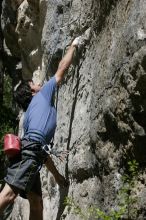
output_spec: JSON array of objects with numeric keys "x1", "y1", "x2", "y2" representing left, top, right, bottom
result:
[
  {"x1": 0, "y1": 74, "x2": 16, "y2": 177},
  {"x1": 64, "y1": 160, "x2": 139, "y2": 220}
]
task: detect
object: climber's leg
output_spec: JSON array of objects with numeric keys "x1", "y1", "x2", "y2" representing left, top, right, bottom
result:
[
  {"x1": 27, "y1": 191, "x2": 43, "y2": 220},
  {"x1": 27, "y1": 173, "x2": 43, "y2": 220},
  {"x1": 0, "y1": 183, "x2": 18, "y2": 215}
]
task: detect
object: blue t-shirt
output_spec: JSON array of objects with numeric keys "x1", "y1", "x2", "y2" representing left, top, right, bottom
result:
[{"x1": 23, "y1": 77, "x2": 57, "y2": 145}]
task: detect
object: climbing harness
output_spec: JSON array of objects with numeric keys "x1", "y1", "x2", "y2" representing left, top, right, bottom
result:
[{"x1": 42, "y1": 144, "x2": 68, "y2": 161}]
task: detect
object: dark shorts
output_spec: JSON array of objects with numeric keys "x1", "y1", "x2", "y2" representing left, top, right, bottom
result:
[{"x1": 4, "y1": 139, "x2": 48, "y2": 198}]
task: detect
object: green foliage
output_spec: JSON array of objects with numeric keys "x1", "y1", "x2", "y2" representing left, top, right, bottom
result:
[
  {"x1": 0, "y1": 75, "x2": 15, "y2": 148},
  {"x1": 0, "y1": 74, "x2": 16, "y2": 177},
  {"x1": 64, "y1": 160, "x2": 139, "y2": 220},
  {"x1": 64, "y1": 197, "x2": 126, "y2": 220},
  {"x1": 3, "y1": 74, "x2": 13, "y2": 108},
  {"x1": 0, "y1": 106, "x2": 16, "y2": 152},
  {"x1": 118, "y1": 160, "x2": 139, "y2": 219}
]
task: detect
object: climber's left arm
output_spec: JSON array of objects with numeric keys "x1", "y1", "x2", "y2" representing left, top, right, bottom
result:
[
  {"x1": 55, "y1": 37, "x2": 80, "y2": 84},
  {"x1": 45, "y1": 154, "x2": 68, "y2": 187}
]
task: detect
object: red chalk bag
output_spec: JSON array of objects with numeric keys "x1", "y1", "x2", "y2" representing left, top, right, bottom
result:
[{"x1": 4, "y1": 134, "x2": 21, "y2": 157}]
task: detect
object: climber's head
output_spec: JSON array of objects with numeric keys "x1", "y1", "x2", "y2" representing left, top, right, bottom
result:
[
  {"x1": 14, "y1": 80, "x2": 41, "y2": 111},
  {"x1": 28, "y1": 81, "x2": 41, "y2": 96}
]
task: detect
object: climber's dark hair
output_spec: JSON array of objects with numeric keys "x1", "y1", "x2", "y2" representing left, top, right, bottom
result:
[{"x1": 14, "y1": 80, "x2": 32, "y2": 111}]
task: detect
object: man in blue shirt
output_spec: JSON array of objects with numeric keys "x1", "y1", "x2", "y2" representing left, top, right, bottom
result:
[{"x1": 0, "y1": 37, "x2": 81, "y2": 220}]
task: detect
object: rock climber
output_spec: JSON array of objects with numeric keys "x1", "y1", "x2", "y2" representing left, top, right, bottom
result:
[{"x1": 0, "y1": 37, "x2": 81, "y2": 220}]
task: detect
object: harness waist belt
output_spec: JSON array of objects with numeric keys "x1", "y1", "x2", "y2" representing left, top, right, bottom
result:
[{"x1": 24, "y1": 129, "x2": 46, "y2": 145}]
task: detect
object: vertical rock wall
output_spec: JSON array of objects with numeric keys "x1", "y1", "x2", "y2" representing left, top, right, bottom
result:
[{"x1": 1, "y1": 0, "x2": 146, "y2": 219}]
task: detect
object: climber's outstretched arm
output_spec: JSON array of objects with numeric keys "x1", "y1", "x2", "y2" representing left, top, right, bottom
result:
[
  {"x1": 55, "y1": 45, "x2": 76, "y2": 84},
  {"x1": 55, "y1": 38, "x2": 80, "y2": 84},
  {"x1": 45, "y1": 155, "x2": 68, "y2": 187}
]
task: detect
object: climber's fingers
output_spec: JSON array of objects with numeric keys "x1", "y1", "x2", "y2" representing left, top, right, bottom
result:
[
  {"x1": 51, "y1": 149, "x2": 69, "y2": 161},
  {"x1": 61, "y1": 150, "x2": 69, "y2": 155},
  {"x1": 59, "y1": 154, "x2": 67, "y2": 162},
  {"x1": 72, "y1": 36, "x2": 82, "y2": 47},
  {"x1": 58, "y1": 156, "x2": 65, "y2": 162},
  {"x1": 55, "y1": 151, "x2": 69, "y2": 162}
]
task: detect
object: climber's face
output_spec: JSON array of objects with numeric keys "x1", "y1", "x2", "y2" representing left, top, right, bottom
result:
[{"x1": 29, "y1": 81, "x2": 42, "y2": 96}]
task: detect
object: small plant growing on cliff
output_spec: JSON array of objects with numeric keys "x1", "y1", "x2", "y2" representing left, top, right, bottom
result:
[
  {"x1": 118, "y1": 160, "x2": 139, "y2": 219},
  {"x1": 64, "y1": 197, "x2": 125, "y2": 220},
  {"x1": 64, "y1": 160, "x2": 139, "y2": 220}
]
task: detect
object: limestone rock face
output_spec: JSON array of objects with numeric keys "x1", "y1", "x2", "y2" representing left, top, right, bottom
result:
[{"x1": 1, "y1": 0, "x2": 146, "y2": 219}]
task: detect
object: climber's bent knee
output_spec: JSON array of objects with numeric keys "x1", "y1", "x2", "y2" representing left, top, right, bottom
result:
[
  {"x1": 0, "y1": 183, "x2": 18, "y2": 202},
  {"x1": 0, "y1": 183, "x2": 18, "y2": 213}
]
